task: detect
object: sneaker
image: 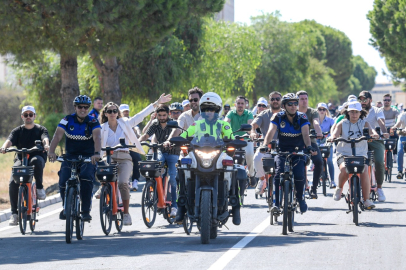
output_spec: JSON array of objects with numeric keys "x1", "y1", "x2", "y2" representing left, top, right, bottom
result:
[
  {"x1": 123, "y1": 213, "x2": 132, "y2": 226},
  {"x1": 94, "y1": 187, "x2": 102, "y2": 199},
  {"x1": 364, "y1": 199, "x2": 376, "y2": 210},
  {"x1": 59, "y1": 210, "x2": 66, "y2": 220},
  {"x1": 298, "y1": 199, "x2": 308, "y2": 213},
  {"x1": 82, "y1": 212, "x2": 92, "y2": 222},
  {"x1": 170, "y1": 207, "x2": 177, "y2": 218},
  {"x1": 333, "y1": 187, "x2": 343, "y2": 201},
  {"x1": 377, "y1": 188, "x2": 386, "y2": 202},
  {"x1": 309, "y1": 189, "x2": 318, "y2": 199},
  {"x1": 132, "y1": 180, "x2": 138, "y2": 191},
  {"x1": 255, "y1": 179, "x2": 265, "y2": 195},
  {"x1": 36, "y1": 189, "x2": 46, "y2": 200},
  {"x1": 397, "y1": 171, "x2": 403, "y2": 179},
  {"x1": 9, "y1": 214, "x2": 18, "y2": 226},
  {"x1": 330, "y1": 181, "x2": 337, "y2": 189}
]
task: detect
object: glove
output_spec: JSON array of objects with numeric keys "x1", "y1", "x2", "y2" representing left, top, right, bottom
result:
[{"x1": 306, "y1": 146, "x2": 316, "y2": 154}]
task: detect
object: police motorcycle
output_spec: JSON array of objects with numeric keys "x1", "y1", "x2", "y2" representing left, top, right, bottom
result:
[{"x1": 168, "y1": 120, "x2": 251, "y2": 244}]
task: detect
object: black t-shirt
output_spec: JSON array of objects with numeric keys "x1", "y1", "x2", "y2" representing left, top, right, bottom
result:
[{"x1": 8, "y1": 124, "x2": 49, "y2": 160}]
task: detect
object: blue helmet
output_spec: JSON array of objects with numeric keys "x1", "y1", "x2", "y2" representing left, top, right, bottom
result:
[{"x1": 73, "y1": 95, "x2": 92, "y2": 106}]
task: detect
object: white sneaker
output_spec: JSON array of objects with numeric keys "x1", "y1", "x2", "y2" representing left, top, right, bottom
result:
[
  {"x1": 255, "y1": 179, "x2": 265, "y2": 195},
  {"x1": 123, "y1": 213, "x2": 132, "y2": 226},
  {"x1": 9, "y1": 214, "x2": 18, "y2": 226},
  {"x1": 377, "y1": 188, "x2": 386, "y2": 202},
  {"x1": 94, "y1": 187, "x2": 102, "y2": 199},
  {"x1": 364, "y1": 199, "x2": 376, "y2": 210},
  {"x1": 132, "y1": 180, "x2": 138, "y2": 191},
  {"x1": 37, "y1": 189, "x2": 46, "y2": 200},
  {"x1": 170, "y1": 207, "x2": 177, "y2": 218},
  {"x1": 333, "y1": 187, "x2": 342, "y2": 201}
]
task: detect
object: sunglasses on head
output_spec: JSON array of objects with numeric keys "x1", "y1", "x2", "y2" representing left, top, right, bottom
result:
[
  {"x1": 383, "y1": 99, "x2": 391, "y2": 102},
  {"x1": 189, "y1": 98, "x2": 199, "y2": 103},
  {"x1": 23, "y1": 113, "x2": 34, "y2": 118},
  {"x1": 286, "y1": 101, "x2": 298, "y2": 107},
  {"x1": 77, "y1": 105, "x2": 90, "y2": 110},
  {"x1": 257, "y1": 104, "x2": 267, "y2": 108},
  {"x1": 318, "y1": 108, "x2": 327, "y2": 111},
  {"x1": 270, "y1": 97, "x2": 281, "y2": 102},
  {"x1": 106, "y1": 109, "x2": 118, "y2": 114}
]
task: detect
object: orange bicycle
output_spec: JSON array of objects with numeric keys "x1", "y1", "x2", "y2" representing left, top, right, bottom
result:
[
  {"x1": 6, "y1": 140, "x2": 43, "y2": 235},
  {"x1": 140, "y1": 142, "x2": 175, "y2": 228},
  {"x1": 96, "y1": 138, "x2": 135, "y2": 235}
]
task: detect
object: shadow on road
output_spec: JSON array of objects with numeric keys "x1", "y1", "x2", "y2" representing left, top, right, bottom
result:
[{"x1": 361, "y1": 222, "x2": 406, "y2": 228}]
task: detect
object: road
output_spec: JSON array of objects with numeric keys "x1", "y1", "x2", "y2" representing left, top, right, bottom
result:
[{"x1": 0, "y1": 161, "x2": 406, "y2": 270}]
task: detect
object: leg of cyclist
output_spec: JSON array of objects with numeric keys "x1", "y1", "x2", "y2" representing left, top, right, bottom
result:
[
  {"x1": 113, "y1": 152, "x2": 133, "y2": 225},
  {"x1": 158, "y1": 151, "x2": 178, "y2": 217},
  {"x1": 397, "y1": 137, "x2": 406, "y2": 178},
  {"x1": 310, "y1": 142, "x2": 323, "y2": 199},
  {"x1": 253, "y1": 148, "x2": 269, "y2": 194},
  {"x1": 129, "y1": 151, "x2": 141, "y2": 191},
  {"x1": 368, "y1": 141, "x2": 386, "y2": 201},
  {"x1": 327, "y1": 145, "x2": 336, "y2": 187},
  {"x1": 292, "y1": 156, "x2": 307, "y2": 213},
  {"x1": 78, "y1": 161, "x2": 96, "y2": 221},
  {"x1": 360, "y1": 165, "x2": 374, "y2": 209},
  {"x1": 8, "y1": 159, "x2": 22, "y2": 225},
  {"x1": 29, "y1": 155, "x2": 46, "y2": 200},
  {"x1": 334, "y1": 159, "x2": 348, "y2": 201},
  {"x1": 245, "y1": 142, "x2": 256, "y2": 186},
  {"x1": 58, "y1": 160, "x2": 72, "y2": 220},
  {"x1": 273, "y1": 155, "x2": 286, "y2": 211}
]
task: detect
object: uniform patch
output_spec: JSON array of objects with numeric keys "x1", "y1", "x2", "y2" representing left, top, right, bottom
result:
[
  {"x1": 191, "y1": 123, "x2": 196, "y2": 126},
  {"x1": 69, "y1": 126, "x2": 74, "y2": 131},
  {"x1": 91, "y1": 118, "x2": 97, "y2": 123},
  {"x1": 280, "y1": 121, "x2": 286, "y2": 128},
  {"x1": 300, "y1": 113, "x2": 307, "y2": 119},
  {"x1": 59, "y1": 119, "x2": 68, "y2": 125},
  {"x1": 224, "y1": 125, "x2": 230, "y2": 130}
]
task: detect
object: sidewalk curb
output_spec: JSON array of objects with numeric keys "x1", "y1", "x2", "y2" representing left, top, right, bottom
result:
[{"x1": 0, "y1": 193, "x2": 62, "y2": 223}]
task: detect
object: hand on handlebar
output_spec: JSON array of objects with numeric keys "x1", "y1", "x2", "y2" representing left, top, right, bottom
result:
[
  {"x1": 91, "y1": 154, "x2": 100, "y2": 165},
  {"x1": 316, "y1": 133, "x2": 323, "y2": 139},
  {"x1": 382, "y1": 133, "x2": 390, "y2": 139},
  {"x1": 249, "y1": 133, "x2": 258, "y2": 140},
  {"x1": 371, "y1": 134, "x2": 380, "y2": 140},
  {"x1": 163, "y1": 140, "x2": 171, "y2": 149},
  {"x1": 49, "y1": 152, "x2": 57, "y2": 163},
  {"x1": 0, "y1": 147, "x2": 6, "y2": 154}
]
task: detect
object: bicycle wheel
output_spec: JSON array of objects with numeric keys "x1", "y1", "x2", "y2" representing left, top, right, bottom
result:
[
  {"x1": 387, "y1": 151, "x2": 392, "y2": 183},
  {"x1": 115, "y1": 210, "x2": 124, "y2": 232},
  {"x1": 183, "y1": 215, "x2": 193, "y2": 235},
  {"x1": 200, "y1": 190, "x2": 212, "y2": 244},
  {"x1": 352, "y1": 178, "x2": 359, "y2": 226},
  {"x1": 99, "y1": 185, "x2": 112, "y2": 235},
  {"x1": 76, "y1": 215, "x2": 84, "y2": 240},
  {"x1": 141, "y1": 180, "x2": 157, "y2": 228},
  {"x1": 65, "y1": 188, "x2": 75, "y2": 244},
  {"x1": 322, "y1": 162, "x2": 327, "y2": 196},
  {"x1": 164, "y1": 206, "x2": 175, "y2": 224},
  {"x1": 18, "y1": 185, "x2": 28, "y2": 235},
  {"x1": 282, "y1": 180, "x2": 290, "y2": 235},
  {"x1": 288, "y1": 187, "x2": 295, "y2": 232}
]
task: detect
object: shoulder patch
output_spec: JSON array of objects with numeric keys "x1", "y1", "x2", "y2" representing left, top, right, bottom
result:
[
  {"x1": 277, "y1": 111, "x2": 285, "y2": 116},
  {"x1": 91, "y1": 118, "x2": 97, "y2": 123},
  {"x1": 224, "y1": 125, "x2": 230, "y2": 130},
  {"x1": 191, "y1": 123, "x2": 196, "y2": 126},
  {"x1": 59, "y1": 119, "x2": 68, "y2": 125},
  {"x1": 300, "y1": 113, "x2": 307, "y2": 119}
]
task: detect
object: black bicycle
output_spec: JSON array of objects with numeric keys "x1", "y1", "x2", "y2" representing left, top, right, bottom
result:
[
  {"x1": 319, "y1": 141, "x2": 332, "y2": 196},
  {"x1": 57, "y1": 156, "x2": 91, "y2": 244},
  {"x1": 261, "y1": 140, "x2": 278, "y2": 225}
]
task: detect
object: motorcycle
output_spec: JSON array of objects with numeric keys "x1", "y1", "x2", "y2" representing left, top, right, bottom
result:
[{"x1": 168, "y1": 121, "x2": 251, "y2": 244}]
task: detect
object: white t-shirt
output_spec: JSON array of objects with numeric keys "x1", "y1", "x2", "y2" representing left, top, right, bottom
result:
[
  {"x1": 364, "y1": 106, "x2": 385, "y2": 130},
  {"x1": 106, "y1": 125, "x2": 129, "y2": 151},
  {"x1": 395, "y1": 112, "x2": 406, "y2": 137}
]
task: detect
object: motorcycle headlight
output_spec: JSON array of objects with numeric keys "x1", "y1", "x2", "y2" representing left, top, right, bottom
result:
[{"x1": 195, "y1": 149, "x2": 220, "y2": 168}]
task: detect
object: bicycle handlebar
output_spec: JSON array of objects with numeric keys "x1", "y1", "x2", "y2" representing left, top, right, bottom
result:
[
  {"x1": 6, "y1": 144, "x2": 44, "y2": 154},
  {"x1": 333, "y1": 136, "x2": 369, "y2": 144},
  {"x1": 56, "y1": 156, "x2": 91, "y2": 163}
]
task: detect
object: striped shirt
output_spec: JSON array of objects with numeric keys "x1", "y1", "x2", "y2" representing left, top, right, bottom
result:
[{"x1": 145, "y1": 119, "x2": 179, "y2": 155}]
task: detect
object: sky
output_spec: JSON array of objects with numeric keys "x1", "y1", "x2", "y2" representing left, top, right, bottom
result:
[{"x1": 234, "y1": 0, "x2": 390, "y2": 83}]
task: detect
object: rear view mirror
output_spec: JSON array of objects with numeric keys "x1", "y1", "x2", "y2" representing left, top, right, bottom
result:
[
  {"x1": 166, "y1": 121, "x2": 180, "y2": 129},
  {"x1": 239, "y1": 124, "x2": 252, "y2": 132}
]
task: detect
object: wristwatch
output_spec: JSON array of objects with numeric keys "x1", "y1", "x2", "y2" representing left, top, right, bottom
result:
[{"x1": 94, "y1": 152, "x2": 100, "y2": 155}]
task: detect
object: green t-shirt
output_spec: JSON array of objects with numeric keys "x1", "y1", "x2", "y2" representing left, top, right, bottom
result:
[
  {"x1": 334, "y1": 114, "x2": 345, "y2": 124},
  {"x1": 226, "y1": 109, "x2": 254, "y2": 136}
]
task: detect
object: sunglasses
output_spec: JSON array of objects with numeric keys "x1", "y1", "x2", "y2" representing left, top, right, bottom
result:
[
  {"x1": 358, "y1": 98, "x2": 369, "y2": 103},
  {"x1": 257, "y1": 104, "x2": 267, "y2": 108},
  {"x1": 171, "y1": 111, "x2": 181, "y2": 114},
  {"x1": 106, "y1": 109, "x2": 118, "y2": 114},
  {"x1": 318, "y1": 108, "x2": 327, "y2": 111},
  {"x1": 77, "y1": 105, "x2": 90, "y2": 110},
  {"x1": 383, "y1": 99, "x2": 391, "y2": 102},
  {"x1": 286, "y1": 101, "x2": 298, "y2": 107},
  {"x1": 189, "y1": 98, "x2": 199, "y2": 103},
  {"x1": 203, "y1": 108, "x2": 216, "y2": 112},
  {"x1": 23, "y1": 113, "x2": 34, "y2": 118},
  {"x1": 270, "y1": 97, "x2": 281, "y2": 102}
]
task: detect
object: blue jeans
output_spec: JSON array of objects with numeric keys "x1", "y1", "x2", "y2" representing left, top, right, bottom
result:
[
  {"x1": 397, "y1": 136, "x2": 406, "y2": 171},
  {"x1": 274, "y1": 155, "x2": 306, "y2": 208},
  {"x1": 158, "y1": 152, "x2": 178, "y2": 208},
  {"x1": 59, "y1": 154, "x2": 95, "y2": 213}
]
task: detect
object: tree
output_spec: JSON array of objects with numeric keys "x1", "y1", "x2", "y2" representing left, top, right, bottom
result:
[{"x1": 352, "y1": 55, "x2": 377, "y2": 91}]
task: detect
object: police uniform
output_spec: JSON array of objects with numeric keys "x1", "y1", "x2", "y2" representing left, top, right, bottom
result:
[
  {"x1": 89, "y1": 108, "x2": 99, "y2": 120},
  {"x1": 271, "y1": 111, "x2": 310, "y2": 207},
  {"x1": 57, "y1": 114, "x2": 101, "y2": 213},
  {"x1": 181, "y1": 119, "x2": 234, "y2": 139}
]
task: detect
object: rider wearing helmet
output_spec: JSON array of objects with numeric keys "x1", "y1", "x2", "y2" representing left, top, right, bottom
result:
[
  {"x1": 169, "y1": 102, "x2": 183, "y2": 121},
  {"x1": 263, "y1": 93, "x2": 316, "y2": 214},
  {"x1": 48, "y1": 95, "x2": 102, "y2": 222}
]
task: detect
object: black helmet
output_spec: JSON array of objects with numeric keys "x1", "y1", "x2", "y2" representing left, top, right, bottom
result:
[
  {"x1": 73, "y1": 95, "x2": 92, "y2": 105},
  {"x1": 169, "y1": 102, "x2": 183, "y2": 112},
  {"x1": 281, "y1": 93, "x2": 299, "y2": 105}
]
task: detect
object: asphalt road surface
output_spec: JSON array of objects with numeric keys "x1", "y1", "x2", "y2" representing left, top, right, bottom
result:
[{"x1": 1, "y1": 160, "x2": 406, "y2": 270}]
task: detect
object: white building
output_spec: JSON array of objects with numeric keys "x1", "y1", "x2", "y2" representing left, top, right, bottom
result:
[
  {"x1": 215, "y1": 0, "x2": 234, "y2": 22},
  {"x1": 370, "y1": 82, "x2": 406, "y2": 106}
]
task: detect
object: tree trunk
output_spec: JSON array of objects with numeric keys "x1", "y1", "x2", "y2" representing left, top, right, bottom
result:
[
  {"x1": 251, "y1": 89, "x2": 258, "y2": 107},
  {"x1": 101, "y1": 56, "x2": 122, "y2": 104},
  {"x1": 60, "y1": 54, "x2": 80, "y2": 114}
]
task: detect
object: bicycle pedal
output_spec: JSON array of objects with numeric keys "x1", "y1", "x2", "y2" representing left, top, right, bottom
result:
[{"x1": 346, "y1": 210, "x2": 351, "y2": 214}]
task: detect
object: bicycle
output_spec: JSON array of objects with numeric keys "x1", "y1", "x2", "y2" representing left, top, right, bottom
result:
[
  {"x1": 333, "y1": 136, "x2": 369, "y2": 226},
  {"x1": 319, "y1": 141, "x2": 332, "y2": 197},
  {"x1": 57, "y1": 155, "x2": 91, "y2": 243},
  {"x1": 261, "y1": 141, "x2": 278, "y2": 225},
  {"x1": 6, "y1": 140, "x2": 43, "y2": 235},
  {"x1": 376, "y1": 127, "x2": 397, "y2": 183},
  {"x1": 139, "y1": 142, "x2": 175, "y2": 228},
  {"x1": 96, "y1": 138, "x2": 136, "y2": 235}
]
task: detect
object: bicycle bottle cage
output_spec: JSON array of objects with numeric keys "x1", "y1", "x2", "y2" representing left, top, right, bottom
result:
[
  {"x1": 319, "y1": 146, "x2": 331, "y2": 158},
  {"x1": 384, "y1": 139, "x2": 397, "y2": 150},
  {"x1": 262, "y1": 157, "x2": 275, "y2": 174},
  {"x1": 366, "y1": 150, "x2": 374, "y2": 166},
  {"x1": 12, "y1": 166, "x2": 34, "y2": 184},
  {"x1": 344, "y1": 157, "x2": 365, "y2": 174},
  {"x1": 139, "y1": 161, "x2": 163, "y2": 178},
  {"x1": 96, "y1": 165, "x2": 118, "y2": 182}
]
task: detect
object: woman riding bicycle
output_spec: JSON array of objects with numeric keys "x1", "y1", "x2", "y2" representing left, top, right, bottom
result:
[
  {"x1": 329, "y1": 101, "x2": 378, "y2": 209},
  {"x1": 316, "y1": 102, "x2": 336, "y2": 188}
]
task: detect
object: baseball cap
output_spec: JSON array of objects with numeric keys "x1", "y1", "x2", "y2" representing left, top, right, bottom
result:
[
  {"x1": 257, "y1": 97, "x2": 268, "y2": 106},
  {"x1": 317, "y1": 103, "x2": 328, "y2": 110},
  {"x1": 224, "y1": 103, "x2": 231, "y2": 108},
  {"x1": 338, "y1": 105, "x2": 343, "y2": 112},
  {"x1": 358, "y1": 91, "x2": 372, "y2": 99},
  {"x1": 182, "y1": 100, "x2": 190, "y2": 107},
  {"x1": 119, "y1": 104, "x2": 130, "y2": 111},
  {"x1": 347, "y1": 95, "x2": 357, "y2": 101},
  {"x1": 347, "y1": 101, "x2": 362, "y2": 112},
  {"x1": 21, "y1": 106, "x2": 36, "y2": 114}
]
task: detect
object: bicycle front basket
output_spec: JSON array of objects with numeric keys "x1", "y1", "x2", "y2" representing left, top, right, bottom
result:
[
  {"x1": 319, "y1": 146, "x2": 331, "y2": 158},
  {"x1": 12, "y1": 166, "x2": 34, "y2": 184},
  {"x1": 384, "y1": 139, "x2": 397, "y2": 150},
  {"x1": 96, "y1": 165, "x2": 117, "y2": 182},
  {"x1": 139, "y1": 161, "x2": 163, "y2": 178},
  {"x1": 344, "y1": 157, "x2": 365, "y2": 174},
  {"x1": 262, "y1": 157, "x2": 275, "y2": 174}
]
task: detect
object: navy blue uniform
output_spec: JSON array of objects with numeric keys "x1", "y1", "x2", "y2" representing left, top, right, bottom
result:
[
  {"x1": 57, "y1": 114, "x2": 101, "y2": 213},
  {"x1": 271, "y1": 111, "x2": 309, "y2": 207},
  {"x1": 89, "y1": 108, "x2": 99, "y2": 120}
]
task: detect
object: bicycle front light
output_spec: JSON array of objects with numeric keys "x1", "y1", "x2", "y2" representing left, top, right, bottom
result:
[{"x1": 195, "y1": 149, "x2": 220, "y2": 168}]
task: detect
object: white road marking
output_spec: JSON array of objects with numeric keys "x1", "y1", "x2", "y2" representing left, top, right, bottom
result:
[
  {"x1": 0, "y1": 208, "x2": 62, "y2": 232},
  {"x1": 208, "y1": 217, "x2": 269, "y2": 270}
]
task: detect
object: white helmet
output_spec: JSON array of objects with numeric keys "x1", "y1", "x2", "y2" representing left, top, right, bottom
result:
[{"x1": 199, "y1": 92, "x2": 222, "y2": 114}]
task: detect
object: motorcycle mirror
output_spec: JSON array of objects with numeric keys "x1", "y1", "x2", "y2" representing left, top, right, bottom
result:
[{"x1": 166, "y1": 121, "x2": 180, "y2": 129}]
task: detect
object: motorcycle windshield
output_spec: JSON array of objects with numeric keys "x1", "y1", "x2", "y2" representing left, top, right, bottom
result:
[{"x1": 191, "y1": 132, "x2": 225, "y2": 149}]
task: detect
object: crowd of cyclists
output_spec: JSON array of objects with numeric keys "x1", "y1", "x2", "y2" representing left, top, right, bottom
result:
[{"x1": 1, "y1": 86, "x2": 405, "y2": 232}]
